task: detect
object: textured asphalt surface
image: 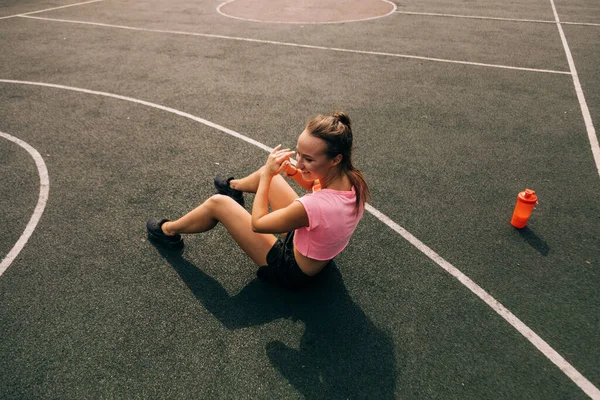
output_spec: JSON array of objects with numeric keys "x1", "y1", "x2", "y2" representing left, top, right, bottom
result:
[{"x1": 1, "y1": 0, "x2": 599, "y2": 398}]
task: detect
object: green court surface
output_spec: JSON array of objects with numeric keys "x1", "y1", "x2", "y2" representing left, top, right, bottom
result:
[{"x1": 1, "y1": 0, "x2": 599, "y2": 398}]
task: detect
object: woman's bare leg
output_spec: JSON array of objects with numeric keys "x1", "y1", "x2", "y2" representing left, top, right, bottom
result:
[
  {"x1": 162, "y1": 195, "x2": 277, "y2": 266},
  {"x1": 229, "y1": 169, "x2": 262, "y2": 193},
  {"x1": 231, "y1": 167, "x2": 299, "y2": 211}
]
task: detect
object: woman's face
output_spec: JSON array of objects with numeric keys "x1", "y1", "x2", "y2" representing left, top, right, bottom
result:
[{"x1": 295, "y1": 129, "x2": 337, "y2": 181}]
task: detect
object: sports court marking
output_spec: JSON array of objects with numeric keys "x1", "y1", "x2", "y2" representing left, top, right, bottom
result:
[
  {"x1": 394, "y1": 10, "x2": 600, "y2": 27},
  {"x1": 216, "y1": 0, "x2": 397, "y2": 24},
  {"x1": 550, "y1": 0, "x2": 600, "y2": 178},
  {"x1": 0, "y1": 79, "x2": 597, "y2": 398},
  {"x1": 18, "y1": 15, "x2": 570, "y2": 75},
  {"x1": 0, "y1": 131, "x2": 49, "y2": 277},
  {"x1": 0, "y1": 0, "x2": 103, "y2": 20}
]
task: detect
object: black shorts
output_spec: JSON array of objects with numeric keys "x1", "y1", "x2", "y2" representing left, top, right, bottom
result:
[{"x1": 257, "y1": 231, "x2": 315, "y2": 289}]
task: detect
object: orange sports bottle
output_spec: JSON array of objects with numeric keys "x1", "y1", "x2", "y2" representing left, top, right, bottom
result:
[
  {"x1": 285, "y1": 164, "x2": 321, "y2": 192},
  {"x1": 510, "y1": 189, "x2": 538, "y2": 228},
  {"x1": 285, "y1": 163, "x2": 297, "y2": 177}
]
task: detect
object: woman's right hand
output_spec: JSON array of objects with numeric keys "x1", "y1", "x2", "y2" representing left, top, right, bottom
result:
[{"x1": 264, "y1": 145, "x2": 295, "y2": 177}]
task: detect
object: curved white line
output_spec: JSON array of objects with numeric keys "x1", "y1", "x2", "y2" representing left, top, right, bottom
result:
[
  {"x1": 0, "y1": 131, "x2": 50, "y2": 277},
  {"x1": 0, "y1": 79, "x2": 597, "y2": 398},
  {"x1": 216, "y1": 0, "x2": 397, "y2": 25}
]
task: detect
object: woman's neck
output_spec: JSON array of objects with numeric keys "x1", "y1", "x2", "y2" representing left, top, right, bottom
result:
[{"x1": 320, "y1": 169, "x2": 352, "y2": 191}]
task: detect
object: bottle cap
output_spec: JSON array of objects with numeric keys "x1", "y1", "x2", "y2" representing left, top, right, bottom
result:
[{"x1": 518, "y1": 189, "x2": 537, "y2": 204}]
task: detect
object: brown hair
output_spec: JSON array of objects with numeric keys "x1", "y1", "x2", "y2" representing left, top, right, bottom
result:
[{"x1": 306, "y1": 112, "x2": 370, "y2": 213}]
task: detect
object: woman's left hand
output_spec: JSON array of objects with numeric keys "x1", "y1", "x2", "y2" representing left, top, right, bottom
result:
[{"x1": 264, "y1": 145, "x2": 295, "y2": 177}]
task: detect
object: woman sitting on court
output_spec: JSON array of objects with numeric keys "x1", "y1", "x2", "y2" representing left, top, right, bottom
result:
[{"x1": 146, "y1": 112, "x2": 370, "y2": 288}]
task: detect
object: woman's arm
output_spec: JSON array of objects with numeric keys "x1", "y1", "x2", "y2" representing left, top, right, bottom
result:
[{"x1": 252, "y1": 146, "x2": 309, "y2": 234}]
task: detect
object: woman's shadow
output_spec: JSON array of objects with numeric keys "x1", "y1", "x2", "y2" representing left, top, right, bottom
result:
[{"x1": 154, "y1": 245, "x2": 397, "y2": 399}]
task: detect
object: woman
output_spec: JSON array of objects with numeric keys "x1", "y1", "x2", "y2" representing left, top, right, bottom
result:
[{"x1": 146, "y1": 112, "x2": 370, "y2": 288}]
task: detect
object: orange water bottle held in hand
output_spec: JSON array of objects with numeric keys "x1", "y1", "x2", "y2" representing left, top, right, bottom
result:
[
  {"x1": 511, "y1": 189, "x2": 538, "y2": 228},
  {"x1": 284, "y1": 163, "x2": 297, "y2": 177}
]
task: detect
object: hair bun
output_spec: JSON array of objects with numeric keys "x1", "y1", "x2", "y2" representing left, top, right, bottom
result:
[{"x1": 333, "y1": 111, "x2": 351, "y2": 127}]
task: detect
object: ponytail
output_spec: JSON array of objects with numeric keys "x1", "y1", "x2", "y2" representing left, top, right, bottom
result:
[
  {"x1": 306, "y1": 111, "x2": 370, "y2": 214},
  {"x1": 345, "y1": 165, "x2": 370, "y2": 215}
]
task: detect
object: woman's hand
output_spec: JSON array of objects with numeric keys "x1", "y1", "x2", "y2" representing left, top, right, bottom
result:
[{"x1": 263, "y1": 145, "x2": 295, "y2": 178}]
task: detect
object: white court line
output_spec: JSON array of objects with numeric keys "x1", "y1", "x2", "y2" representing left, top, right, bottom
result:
[
  {"x1": 367, "y1": 205, "x2": 600, "y2": 400},
  {"x1": 19, "y1": 15, "x2": 570, "y2": 75},
  {"x1": 395, "y1": 10, "x2": 600, "y2": 27},
  {"x1": 0, "y1": 131, "x2": 50, "y2": 277},
  {"x1": 0, "y1": 79, "x2": 597, "y2": 398},
  {"x1": 0, "y1": 0, "x2": 103, "y2": 21},
  {"x1": 216, "y1": 0, "x2": 397, "y2": 24},
  {"x1": 549, "y1": 0, "x2": 600, "y2": 178},
  {"x1": 396, "y1": 10, "x2": 555, "y2": 24},
  {"x1": 561, "y1": 21, "x2": 600, "y2": 27}
]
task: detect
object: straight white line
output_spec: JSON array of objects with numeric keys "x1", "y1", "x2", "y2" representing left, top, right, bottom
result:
[
  {"x1": 395, "y1": 10, "x2": 556, "y2": 24},
  {"x1": 561, "y1": 21, "x2": 600, "y2": 27},
  {"x1": 549, "y1": 0, "x2": 600, "y2": 178},
  {"x1": 366, "y1": 204, "x2": 600, "y2": 400},
  {"x1": 0, "y1": 131, "x2": 50, "y2": 277},
  {"x1": 0, "y1": 0, "x2": 103, "y2": 20},
  {"x1": 1, "y1": 79, "x2": 597, "y2": 398},
  {"x1": 395, "y1": 10, "x2": 600, "y2": 27},
  {"x1": 18, "y1": 15, "x2": 571, "y2": 75}
]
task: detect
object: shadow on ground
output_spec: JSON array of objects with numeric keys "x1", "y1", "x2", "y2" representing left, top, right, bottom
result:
[
  {"x1": 517, "y1": 227, "x2": 550, "y2": 256},
  {"x1": 155, "y1": 246, "x2": 397, "y2": 399}
]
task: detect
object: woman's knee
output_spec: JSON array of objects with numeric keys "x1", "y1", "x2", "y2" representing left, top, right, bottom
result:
[
  {"x1": 205, "y1": 194, "x2": 242, "y2": 215},
  {"x1": 206, "y1": 193, "x2": 231, "y2": 208}
]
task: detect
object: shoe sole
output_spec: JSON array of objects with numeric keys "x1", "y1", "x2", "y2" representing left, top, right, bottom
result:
[{"x1": 147, "y1": 232, "x2": 184, "y2": 250}]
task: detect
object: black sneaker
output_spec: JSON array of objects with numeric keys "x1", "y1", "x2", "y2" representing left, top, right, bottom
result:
[
  {"x1": 214, "y1": 174, "x2": 244, "y2": 207},
  {"x1": 146, "y1": 218, "x2": 184, "y2": 249}
]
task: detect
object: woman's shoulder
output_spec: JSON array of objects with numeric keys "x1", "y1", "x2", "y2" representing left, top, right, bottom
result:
[
  {"x1": 303, "y1": 188, "x2": 356, "y2": 211},
  {"x1": 317, "y1": 186, "x2": 356, "y2": 197}
]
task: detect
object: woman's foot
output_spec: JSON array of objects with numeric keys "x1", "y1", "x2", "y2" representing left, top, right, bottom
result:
[
  {"x1": 146, "y1": 218, "x2": 184, "y2": 249},
  {"x1": 214, "y1": 174, "x2": 245, "y2": 207}
]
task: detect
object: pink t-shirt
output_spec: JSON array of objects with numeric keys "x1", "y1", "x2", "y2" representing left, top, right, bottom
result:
[{"x1": 293, "y1": 187, "x2": 363, "y2": 261}]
